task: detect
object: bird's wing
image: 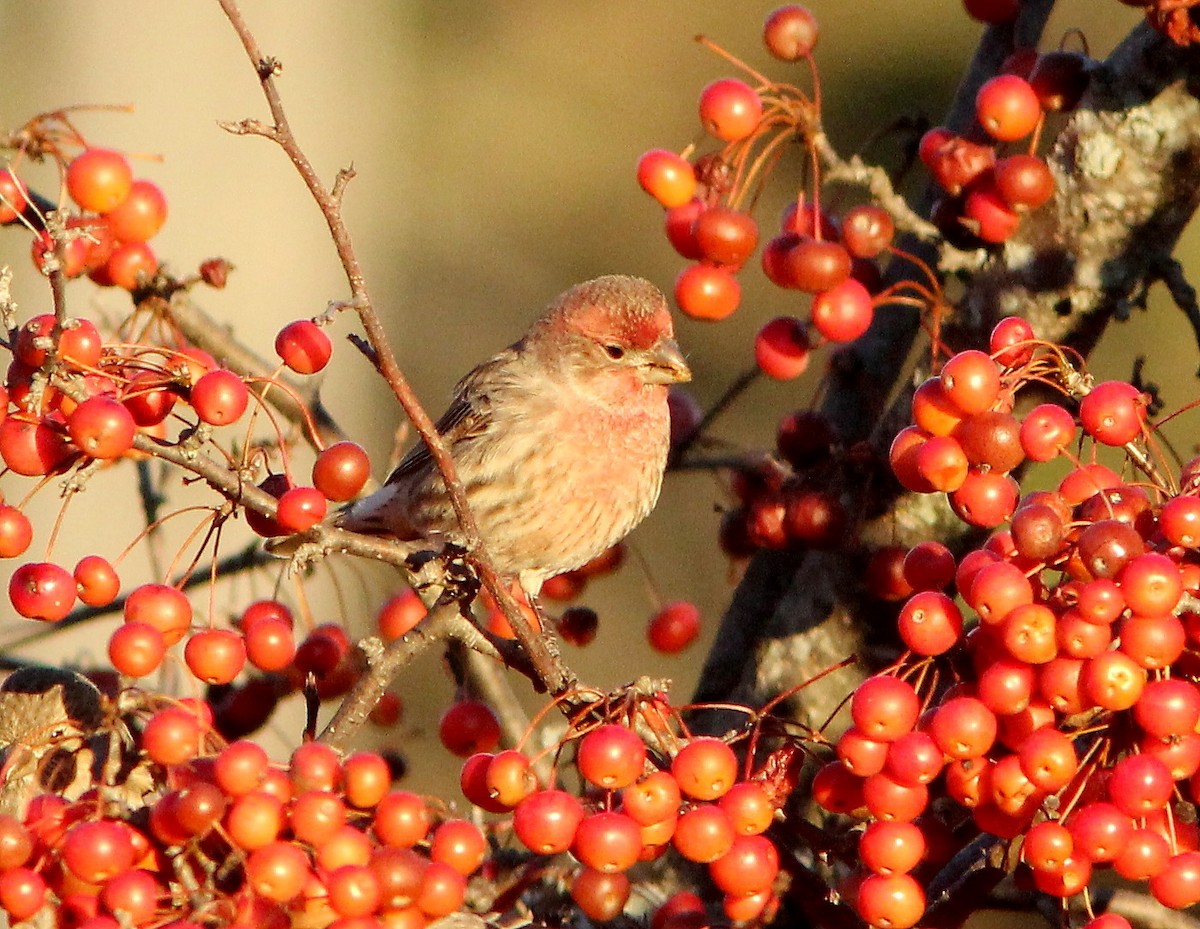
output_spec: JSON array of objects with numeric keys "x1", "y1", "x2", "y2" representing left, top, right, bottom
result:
[{"x1": 383, "y1": 350, "x2": 515, "y2": 487}]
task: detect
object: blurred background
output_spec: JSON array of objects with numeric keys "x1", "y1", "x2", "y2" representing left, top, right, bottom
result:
[{"x1": 0, "y1": 2, "x2": 1187, "y2": 796}]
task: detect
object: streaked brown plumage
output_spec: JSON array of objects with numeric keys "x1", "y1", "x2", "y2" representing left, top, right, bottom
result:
[{"x1": 338, "y1": 275, "x2": 690, "y2": 595}]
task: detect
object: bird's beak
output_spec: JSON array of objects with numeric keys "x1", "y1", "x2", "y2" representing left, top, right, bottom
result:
[{"x1": 643, "y1": 338, "x2": 692, "y2": 384}]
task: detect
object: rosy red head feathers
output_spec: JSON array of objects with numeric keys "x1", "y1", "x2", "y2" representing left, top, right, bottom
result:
[
  {"x1": 337, "y1": 275, "x2": 689, "y2": 596},
  {"x1": 540, "y1": 275, "x2": 677, "y2": 351}
]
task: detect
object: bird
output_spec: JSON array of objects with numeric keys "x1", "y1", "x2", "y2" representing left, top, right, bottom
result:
[{"x1": 336, "y1": 274, "x2": 691, "y2": 598}]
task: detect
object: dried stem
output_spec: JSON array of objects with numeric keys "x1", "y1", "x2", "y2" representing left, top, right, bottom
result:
[{"x1": 134, "y1": 459, "x2": 167, "y2": 580}]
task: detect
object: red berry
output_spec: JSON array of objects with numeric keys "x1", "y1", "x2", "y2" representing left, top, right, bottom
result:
[
  {"x1": 185, "y1": 628, "x2": 247, "y2": 684},
  {"x1": 637, "y1": 150, "x2": 696, "y2": 209},
  {"x1": 939, "y1": 350, "x2": 1000, "y2": 415},
  {"x1": 275, "y1": 320, "x2": 333, "y2": 374},
  {"x1": 577, "y1": 724, "x2": 647, "y2": 789},
  {"x1": 994, "y1": 154, "x2": 1055, "y2": 211},
  {"x1": 275, "y1": 486, "x2": 328, "y2": 532},
  {"x1": 103, "y1": 241, "x2": 158, "y2": 291},
  {"x1": 851, "y1": 676, "x2": 920, "y2": 742},
  {"x1": 104, "y1": 179, "x2": 167, "y2": 242},
  {"x1": 963, "y1": 0, "x2": 1020, "y2": 24},
  {"x1": 1079, "y1": 380, "x2": 1145, "y2": 446},
  {"x1": 1029, "y1": 50, "x2": 1091, "y2": 113},
  {"x1": 754, "y1": 317, "x2": 810, "y2": 380},
  {"x1": 990, "y1": 316, "x2": 1036, "y2": 367},
  {"x1": 647, "y1": 600, "x2": 701, "y2": 653},
  {"x1": 763, "y1": 5, "x2": 819, "y2": 60},
  {"x1": 840, "y1": 205, "x2": 894, "y2": 258},
  {"x1": 673, "y1": 738, "x2": 738, "y2": 801},
  {"x1": 664, "y1": 199, "x2": 706, "y2": 259},
  {"x1": 674, "y1": 264, "x2": 740, "y2": 320},
  {"x1": 67, "y1": 148, "x2": 133, "y2": 213},
  {"x1": 191, "y1": 369, "x2": 249, "y2": 426},
  {"x1": 810, "y1": 279, "x2": 873, "y2": 342},
  {"x1": 855, "y1": 873, "x2": 925, "y2": 929},
  {"x1": 9, "y1": 561, "x2": 75, "y2": 621},
  {"x1": 964, "y1": 182, "x2": 1021, "y2": 243},
  {"x1": 513, "y1": 789, "x2": 584, "y2": 854},
  {"x1": 698, "y1": 79, "x2": 763, "y2": 142},
  {"x1": 783, "y1": 237, "x2": 852, "y2": 293},
  {"x1": 73, "y1": 554, "x2": 119, "y2": 607},
  {"x1": 692, "y1": 206, "x2": 759, "y2": 266},
  {"x1": 108, "y1": 622, "x2": 165, "y2": 677},
  {"x1": 378, "y1": 589, "x2": 427, "y2": 640},
  {"x1": 124, "y1": 583, "x2": 192, "y2": 645},
  {"x1": 312, "y1": 441, "x2": 371, "y2": 501},
  {"x1": 976, "y1": 75, "x2": 1041, "y2": 142},
  {"x1": 0, "y1": 506, "x2": 34, "y2": 558},
  {"x1": 67, "y1": 396, "x2": 136, "y2": 459},
  {"x1": 0, "y1": 170, "x2": 29, "y2": 225},
  {"x1": 896, "y1": 590, "x2": 963, "y2": 656},
  {"x1": 439, "y1": 700, "x2": 501, "y2": 757}
]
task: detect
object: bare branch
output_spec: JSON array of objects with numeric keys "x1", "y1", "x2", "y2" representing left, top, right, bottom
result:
[{"x1": 214, "y1": 0, "x2": 574, "y2": 696}]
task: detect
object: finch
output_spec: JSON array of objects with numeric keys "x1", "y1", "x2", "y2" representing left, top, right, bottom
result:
[{"x1": 337, "y1": 274, "x2": 691, "y2": 596}]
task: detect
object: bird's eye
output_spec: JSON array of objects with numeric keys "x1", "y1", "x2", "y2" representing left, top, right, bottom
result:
[{"x1": 603, "y1": 344, "x2": 626, "y2": 360}]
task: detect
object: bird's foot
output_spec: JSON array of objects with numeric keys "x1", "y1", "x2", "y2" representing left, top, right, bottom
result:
[
  {"x1": 405, "y1": 543, "x2": 479, "y2": 606},
  {"x1": 285, "y1": 539, "x2": 332, "y2": 577},
  {"x1": 438, "y1": 543, "x2": 480, "y2": 605},
  {"x1": 264, "y1": 527, "x2": 333, "y2": 576}
]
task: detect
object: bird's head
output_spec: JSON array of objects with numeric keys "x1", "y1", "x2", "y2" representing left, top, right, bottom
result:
[{"x1": 532, "y1": 275, "x2": 691, "y2": 387}]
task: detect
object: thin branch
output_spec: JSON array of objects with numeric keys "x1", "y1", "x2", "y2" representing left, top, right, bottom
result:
[
  {"x1": 319, "y1": 604, "x2": 504, "y2": 752},
  {"x1": 460, "y1": 647, "x2": 533, "y2": 751},
  {"x1": 214, "y1": 0, "x2": 573, "y2": 696},
  {"x1": 1151, "y1": 255, "x2": 1200, "y2": 370},
  {"x1": 134, "y1": 459, "x2": 167, "y2": 580},
  {"x1": 809, "y1": 133, "x2": 940, "y2": 242},
  {"x1": 670, "y1": 365, "x2": 760, "y2": 467}
]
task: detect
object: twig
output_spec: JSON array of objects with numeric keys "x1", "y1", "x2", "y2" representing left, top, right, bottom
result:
[
  {"x1": 670, "y1": 365, "x2": 761, "y2": 467},
  {"x1": 214, "y1": 0, "x2": 573, "y2": 697},
  {"x1": 460, "y1": 647, "x2": 533, "y2": 751},
  {"x1": 1150, "y1": 256, "x2": 1200, "y2": 371},
  {"x1": 319, "y1": 604, "x2": 499, "y2": 751},
  {"x1": 134, "y1": 459, "x2": 167, "y2": 580}
]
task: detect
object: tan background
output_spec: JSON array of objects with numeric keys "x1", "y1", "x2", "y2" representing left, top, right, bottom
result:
[{"x1": 0, "y1": 3, "x2": 1187, "y2": 796}]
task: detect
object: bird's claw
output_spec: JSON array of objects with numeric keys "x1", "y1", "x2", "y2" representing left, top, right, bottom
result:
[
  {"x1": 404, "y1": 544, "x2": 479, "y2": 606},
  {"x1": 282, "y1": 539, "x2": 330, "y2": 576},
  {"x1": 264, "y1": 528, "x2": 332, "y2": 576},
  {"x1": 438, "y1": 543, "x2": 480, "y2": 605}
]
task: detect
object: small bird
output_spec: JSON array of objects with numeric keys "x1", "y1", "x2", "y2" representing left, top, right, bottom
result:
[{"x1": 338, "y1": 275, "x2": 691, "y2": 597}]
